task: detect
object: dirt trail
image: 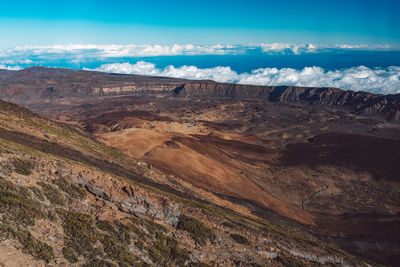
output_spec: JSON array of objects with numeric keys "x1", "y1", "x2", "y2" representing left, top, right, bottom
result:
[{"x1": 301, "y1": 179, "x2": 329, "y2": 210}]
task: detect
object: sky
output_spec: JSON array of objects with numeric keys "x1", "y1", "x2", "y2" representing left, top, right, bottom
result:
[
  {"x1": 0, "y1": 0, "x2": 399, "y2": 48},
  {"x1": 0, "y1": 0, "x2": 399, "y2": 94}
]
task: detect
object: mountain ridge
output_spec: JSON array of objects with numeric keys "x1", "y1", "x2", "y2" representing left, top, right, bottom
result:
[{"x1": 1, "y1": 66, "x2": 399, "y2": 123}]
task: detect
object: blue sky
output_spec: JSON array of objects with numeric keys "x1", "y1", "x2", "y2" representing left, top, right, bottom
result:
[
  {"x1": 0, "y1": 0, "x2": 399, "y2": 48},
  {"x1": 1, "y1": 0, "x2": 399, "y2": 95}
]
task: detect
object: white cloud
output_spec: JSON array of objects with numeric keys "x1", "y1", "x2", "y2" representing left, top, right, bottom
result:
[
  {"x1": 0, "y1": 65, "x2": 21, "y2": 70},
  {"x1": 89, "y1": 62, "x2": 400, "y2": 94},
  {"x1": 88, "y1": 61, "x2": 239, "y2": 83},
  {"x1": 93, "y1": 62, "x2": 160, "y2": 76},
  {"x1": 1, "y1": 43, "x2": 400, "y2": 63},
  {"x1": 2, "y1": 44, "x2": 242, "y2": 60},
  {"x1": 256, "y1": 43, "x2": 400, "y2": 55},
  {"x1": 257, "y1": 43, "x2": 313, "y2": 54}
]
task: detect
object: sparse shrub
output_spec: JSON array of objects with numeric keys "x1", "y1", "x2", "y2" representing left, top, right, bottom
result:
[
  {"x1": 190, "y1": 263, "x2": 212, "y2": 267},
  {"x1": 135, "y1": 240, "x2": 144, "y2": 250},
  {"x1": 230, "y1": 233, "x2": 250, "y2": 245},
  {"x1": 0, "y1": 178, "x2": 44, "y2": 225},
  {"x1": 113, "y1": 220, "x2": 132, "y2": 245},
  {"x1": 277, "y1": 255, "x2": 308, "y2": 267},
  {"x1": 62, "y1": 246, "x2": 78, "y2": 263},
  {"x1": 141, "y1": 218, "x2": 167, "y2": 235},
  {"x1": 128, "y1": 222, "x2": 146, "y2": 238},
  {"x1": 101, "y1": 235, "x2": 136, "y2": 265},
  {"x1": 96, "y1": 219, "x2": 117, "y2": 235},
  {"x1": 0, "y1": 222, "x2": 54, "y2": 263},
  {"x1": 15, "y1": 229, "x2": 55, "y2": 263},
  {"x1": 28, "y1": 186, "x2": 45, "y2": 201},
  {"x1": 177, "y1": 215, "x2": 215, "y2": 246},
  {"x1": 140, "y1": 225, "x2": 189, "y2": 264},
  {"x1": 52, "y1": 178, "x2": 86, "y2": 200},
  {"x1": 61, "y1": 211, "x2": 101, "y2": 259},
  {"x1": 222, "y1": 221, "x2": 235, "y2": 229},
  {"x1": 147, "y1": 245, "x2": 163, "y2": 263},
  {"x1": 0, "y1": 221, "x2": 14, "y2": 239},
  {"x1": 129, "y1": 216, "x2": 164, "y2": 237},
  {"x1": 12, "y1": 158, "x2": 35, "y2": 175},
  {"x1": 38, "y1": 181, "x2": 65, "y2": 205},
  {"x1": 47, "y1": 210, "x2": 57, "y2": 221},
  {"x1": 167, "y1": 237, "x2": 190, "y2": 265},
  {"x1": 83, "y1": 259, "x2": 116, "y2": 267}
]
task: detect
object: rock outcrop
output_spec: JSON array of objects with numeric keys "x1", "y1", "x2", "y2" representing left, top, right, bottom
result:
[
  {"x1": 175, "y1": 82, "x2": 400, "y2": 123},
  {"x1": 74, "y1": 172, "x2": 182, "y2": 226}
]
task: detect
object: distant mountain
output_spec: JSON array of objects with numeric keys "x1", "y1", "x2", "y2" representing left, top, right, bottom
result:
[{"x1": 1, "y1": 66, "x2": 399, "y2": 123}]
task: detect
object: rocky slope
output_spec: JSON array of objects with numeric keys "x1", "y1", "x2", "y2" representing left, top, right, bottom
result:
[
  {"x1": 0, "y1": 100, "x2": 376, "y2": 266},
  {"x1": 175, "y1": 82, "x2": 400, "y2": 123}
]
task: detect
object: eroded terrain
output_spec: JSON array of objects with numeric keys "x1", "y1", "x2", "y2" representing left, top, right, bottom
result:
[
  {"x1": 1, "y1": 67, "x2": 400, "y2": 266},
  {"x1": 29, "y1": 93, "x2": 400, "y2": 266}
]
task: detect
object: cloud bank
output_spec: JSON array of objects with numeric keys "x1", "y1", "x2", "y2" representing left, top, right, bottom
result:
[
  {"x1": 0, "y1": 44, "x2": 241, "y2": 63},
  {"x1": 0, "y1": 65, "x2": 21, "y2": 71},
  {"x1": 1, "y1": 43, "x2": 399, "y2": 94},
  {"x1": 1, "y1": 43, "x2": 400, "y2": 64},
  {"x1": 89, "y1": 62, "x2": 400, "y2": 95},
  {"x1": 257, "y1": 43, "x2": 400, "y2": 55}
]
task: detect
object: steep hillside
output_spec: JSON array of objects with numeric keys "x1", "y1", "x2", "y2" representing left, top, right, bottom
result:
[{"x1": 0, "y1": 100, "x2": 375, "y2": 266}]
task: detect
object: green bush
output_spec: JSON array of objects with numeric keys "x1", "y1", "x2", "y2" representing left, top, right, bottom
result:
[
  {"x1": 0, "y1": 221, "x2": 14, "y2": 239},
  {"x1": 190, "y1": 263, "x2": 212, "y2": 267},
  {"x1": 38, "y1": 182, "x2": 65, "y2": 205},
  {"x1": 177, "y1": 215, "x2": 215, "y2": 246},
  {"x1": 47, "y1": 210, "x2": 57, "y2": 221},
  {"x1": 28, "y1": 186, "x2": 45, "y2": 201},
  {"x1": 135, "y1": 240, "x2": 144, "y2": 250},
  {"x1": 0, "y1": 178, "x2": 44, "y2": 225},
  {"x1": 229, "y1": 233, "x2": 250, "y2": 245},
  {"x1": 83, "y1": 259, "x2": 116, "y2": 267},
  {"x1": 12, "y1": 158, "x2": 35, "y2": 175},
  {"x1": 148, "y1": 233, "x2": 189, "y2": 265},
  {"x1": 16, "y1": 229, "x2": 54, "y2": 263},
  {"x1": 277, "y1": 255, "x2": 308, "y2": 267},
  {"x1": 0, "y1": 222, "x2": 54, "y2": 263},
  {"x1": 52, "y1": 178, "x2": 86, "y2": 200},
  {"x1": 222, "y1": 221, "x2": 235, "y2": 229},
  {"x1": 113, "y1": 220, "x2": 132, "y2": 245},
  {"x1": 101, "y1": 235, "x2": 137, "y2": 265},
  {"x1": 61, "y1": 211, "x2": 101, "y2": 260},
  {"x1": 96, "y1": 220, "x2": 117, "y2": 235},
  {"x1": 62, "y1": 246, "x2": 78, "y2": 263}
]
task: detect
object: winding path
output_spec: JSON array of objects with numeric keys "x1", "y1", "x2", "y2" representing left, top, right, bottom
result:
[{"x1": 301, "y1": 177, "x2": 329, "y2": 210}]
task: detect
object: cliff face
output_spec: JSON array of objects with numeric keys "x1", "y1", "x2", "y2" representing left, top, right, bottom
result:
[
  {"x1": 0, "y1": 67, "x2": 184, "y2": 101},
  {"x1": 175, "y1": 82, "x2": 400, "y2": 123},
  {"x1": 0, "y1": 67, "x2": 399, "y2": 123}
]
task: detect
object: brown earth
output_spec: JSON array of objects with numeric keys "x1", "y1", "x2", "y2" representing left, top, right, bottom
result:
[
  {"x1": 41, "y1": 95, "x2": 400, "y2": 266},
  {"x1": 1, "y1": 67, "x2": 400, "y2": 265}
]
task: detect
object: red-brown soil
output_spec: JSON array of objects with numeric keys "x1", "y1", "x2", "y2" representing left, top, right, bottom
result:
[{"x1": 1, "y1": 68, "x2": 400, "y2": 265}]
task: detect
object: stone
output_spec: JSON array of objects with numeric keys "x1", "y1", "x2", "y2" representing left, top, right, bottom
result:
[
  {"x1": 257, "y1": 251, "x2": 277, "y2": 259},
  {"x1": 119, "y1": 199, "x2": 147, "y2": 217},
  {"x1": 86, "y1": 182, "x2": 109, "y2": 200}
]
